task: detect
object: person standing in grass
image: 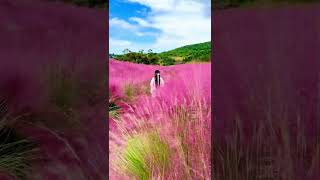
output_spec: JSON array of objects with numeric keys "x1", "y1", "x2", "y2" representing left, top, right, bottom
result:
[{"x1": 150, "y1": 70, "x2": 165, "y2": 97}]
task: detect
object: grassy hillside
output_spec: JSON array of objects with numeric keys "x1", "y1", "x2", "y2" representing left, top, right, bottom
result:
[
  {"x1": 112, "y1": 41, "x2": 211, "y2": 66},
  {"x1": 159, "y1": 41, "x2": 211, "y2": 63},
  {"x1": 0, "y1": 0, "x2": 107, "y2": 178}
]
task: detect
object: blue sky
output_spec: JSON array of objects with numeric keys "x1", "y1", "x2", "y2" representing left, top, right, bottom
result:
[{"x1": 109, "y1": 0, "x2": 211, "y2": 54}]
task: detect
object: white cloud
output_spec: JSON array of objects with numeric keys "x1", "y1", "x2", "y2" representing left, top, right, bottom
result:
[
  {"x1": 109, "y1": 38, "x2": 131, "y2": 46},
  {"x1": 110, "y1": 17, "x2": 137, "y2": 30},
  {"x1": 136, "y1": 7, "x2": 149, "y2": 16},
  {"x1": 110, "y1": 17, "x2": 158, "y2": 38},
  {"x1": 109, "y1": 38, "x2": 132, "y2": 53},
  {"x1": 109, "y1": 38, "x2": 153, "y2": 54},
  {"x1": 129, "y1": 17, "x2": 152, "y2": 27},
  {"x1": 135, "y1": 31, "x2": 159, "y2": 37},
  {"x1": 126, "y1": 0, "x2": 211, "y2": 52}
]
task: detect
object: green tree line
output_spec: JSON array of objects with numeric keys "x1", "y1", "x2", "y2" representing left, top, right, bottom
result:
[
  {"x1": 111, "y1": 42, "x2": 212, "y2": 66},
  {"x1": 112, "y1": 49, "x2": 176, "y2": 66}
]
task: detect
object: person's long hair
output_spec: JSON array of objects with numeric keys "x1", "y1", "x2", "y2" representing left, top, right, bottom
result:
[{"x1": 155, "y1": 70, "x2": 160, "y2": 87}]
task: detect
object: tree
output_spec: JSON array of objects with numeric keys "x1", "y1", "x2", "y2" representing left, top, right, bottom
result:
[
  {"x1": 138, "y1": 49, "x2": 144, "y2": 54},
  {"x1": 160, "y1": 56, "x2": 175, "y2": 66},
  {"x1": 122, "y1": 48, "x2": 130, "y2": 54}
]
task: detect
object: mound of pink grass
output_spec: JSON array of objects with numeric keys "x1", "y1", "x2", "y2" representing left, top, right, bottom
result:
[
  {"x1": 0, "y1": 1, "x2": 107, "y2": 179},
  {"x1": 109, "y1": 59, "x2": 211, "y2": 179},
  {"x1": 213, "y1": 5, "x2": 320, "y2": 179}
]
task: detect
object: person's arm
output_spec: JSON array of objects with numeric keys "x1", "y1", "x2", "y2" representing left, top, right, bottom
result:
[
  {"x1": 150, "y1": 77, "x2": 155, "y2": 91},
  {"x1": 160, "y1": 77, "x2": 165, "y2": 86},
  {"x1": 150, "y1": 77, "x2": 155, "y2": 86}
]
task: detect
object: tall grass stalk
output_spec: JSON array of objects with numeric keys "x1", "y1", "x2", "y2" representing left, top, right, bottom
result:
[
  {"x1": 109, "y1": 61, "x2": 211, "y2": 179},
  {"x1": 213, "y1": 105, "x2": 320, "y2": 179},
  {"x1": 0, "y1": 100, "x2": 39, "y2": 179}
]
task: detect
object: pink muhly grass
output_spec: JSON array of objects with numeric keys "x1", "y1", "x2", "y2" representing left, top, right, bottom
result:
[
  {"x1": 109, "y1": 60, "x2": 211, "y2": 179},
  {"x1": 213, "y1": 99, "x2": 320, "y2": 179}
]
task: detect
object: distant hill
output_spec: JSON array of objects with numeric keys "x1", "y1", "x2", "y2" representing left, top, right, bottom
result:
[
  {"x1": 159, "y1": 41, "x2": 211, "y2": 63},
  {"x1": 112, "y1": 41, "x2": 211, "y2": 66}
]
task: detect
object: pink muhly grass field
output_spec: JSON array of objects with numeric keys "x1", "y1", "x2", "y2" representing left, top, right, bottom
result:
[
  {"x1": 109, "y1": 59, "x2": 211, "y2": 179},
  {"x1": 0, "y1": 1, "x2": 107, "y2": 179}
]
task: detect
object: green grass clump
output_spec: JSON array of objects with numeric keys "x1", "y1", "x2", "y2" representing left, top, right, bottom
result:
[
  {"x1": 0, "y1": 137, "x2": 37, "y2": 179},
  {"x1": 44, "y1": 65, "x2": 85, "y2": 130},
  {"x1": 123, "y1": 82, "x2": 151, "y2": 102},
  {"x1": 123, "y1": 83, "x2": 137, "y2": 102},
  {"x1": 109, "y1": 99, "x2": 120, "y2": 120},
  {"x1": 142, "y1": 84, "x2": 151, "y2": 96},
  {"x1": 0, "y1": 99, "x2": 39, "y2": 179},
  {"x1": 120, "y1": 132, "x2": 170, "y2": 180},
  {"x1": 147, "y1": 133, "x2": 170, "y2": 170},
  {"x1": 122, "y1": 134, "x2": 150, "y2": 180},
  {"x1": 47, "y1": 66, "x2": 79, "y2": 112}
]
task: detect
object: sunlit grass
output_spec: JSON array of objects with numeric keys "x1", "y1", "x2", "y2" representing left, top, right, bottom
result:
[{"x1": 119, "y1": 132, "x2": 170, "y2": 180}]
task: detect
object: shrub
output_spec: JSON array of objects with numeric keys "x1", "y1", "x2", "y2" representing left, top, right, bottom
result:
[
  {"x1": 123, "y1": 83, "x2": 136, "y2": 102},
  {"x1": 160, "y1": 56, "x2": 175, "y2": 66},
  {"x1": 118, "y1": 132, "x2": 170, "y2": 180},
  {"x1": 109, "y1": 99, "x2": 121, "y2": 120}
]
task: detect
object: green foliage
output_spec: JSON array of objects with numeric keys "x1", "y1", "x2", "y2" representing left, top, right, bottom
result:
[
  {"x1": 0, "y1": 102, "x2": 38, "y2": 179},
  {"x1": 0, "y1": 137, "x2": 37, "y2": 179},
  {"x1": 123, "y1": 83, "x2": 136, "y2": 102},
  {"x1": 45, "y1": 61, "x2": 105, "y2": 129},
  {"x1": 146, "y1": 53, "x2": 161, "y2": 65},
  {"x1": 114, "y1": 51, "x2": 160, "y2": 65},
  {"x1": 120, "y1": 132, "x2": 170, "y2": 179},
  {"x1": 142, "y1": 84, "x2": 151, "y2": 96},
  {"x1": 112, "y1": 41, "x2": 211, "y2": 66},
  {"x1": 123, "y1": 82, "x2": 151, "y2": 102},
  {"x1": 182, "y1": 52, "x2": 211, "y2": 63},
  {"x1": 147, "y1": 133, "x2": 170, "y2": 171},
  {"x1": 109, "y1": 99, "x2": 120, "y2": 120},
  {"x1": 159, "y1": 56, "x2": 175, "y2": 66},
  {"x1": 47, "y1": 66, "x2": 79, "y2": 112},
  {"x1": 44, "y1": 65, "x2": 85, "y2": 130},
  {"x1": 159, "y1": 42, "x2": 211, "y2": 63},
  {"x1": 122, "y1": 135, "x2": 150, "y2": 180}
]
